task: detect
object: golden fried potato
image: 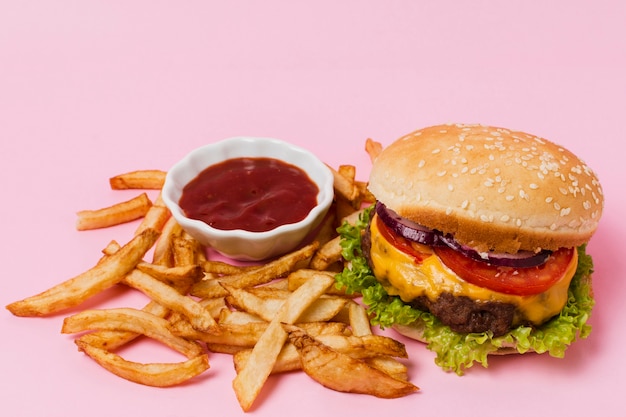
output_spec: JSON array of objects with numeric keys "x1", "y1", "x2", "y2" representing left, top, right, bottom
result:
[
  {"x1": 6, "y1": 229, "x2": 159, "y2": 316},
  {"x1": 76, "y1": 193, "x2": 153, "y2": 230},
  {"x1": 75, "y1": 341, "x2": 209, "y2": 387},
  {"x1": 109, "y1": 169, "x2": 167, "y2": 190},
  {"x1": 284, "y1": 325, "x2": 418, "y2": 398}
]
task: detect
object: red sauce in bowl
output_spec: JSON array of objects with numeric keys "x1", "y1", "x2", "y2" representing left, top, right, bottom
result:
[{"x1": 178, "y1": 157, "x2": 319, "y2": 232}]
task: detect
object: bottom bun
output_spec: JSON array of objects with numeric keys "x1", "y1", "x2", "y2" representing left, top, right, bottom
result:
[{"x1": 392, "y1": 323, "x2": 524, "y2": 356}]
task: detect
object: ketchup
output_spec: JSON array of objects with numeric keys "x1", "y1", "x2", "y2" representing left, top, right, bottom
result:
[{"x1": 179, "y1": 157, "x2": 319, "y2": 232}]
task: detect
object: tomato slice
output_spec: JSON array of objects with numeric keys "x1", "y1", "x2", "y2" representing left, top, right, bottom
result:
[{"x1": 433, "y1": 245, "x2": 575, "y2": 296}]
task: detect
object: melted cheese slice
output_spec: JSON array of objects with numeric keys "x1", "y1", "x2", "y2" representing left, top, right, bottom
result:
[{"x1": 369, "y1": 215, "x2": 578, "y2": 326}]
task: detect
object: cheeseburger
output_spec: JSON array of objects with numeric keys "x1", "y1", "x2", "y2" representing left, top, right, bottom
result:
[{"x1": 336, "y1": 124, "x2": 603, "y2": 374}]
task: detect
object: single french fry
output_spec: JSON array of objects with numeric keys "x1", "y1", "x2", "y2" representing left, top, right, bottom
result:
[
  {"x1": 366, "y1": 356, "x2": 410, "y2": 381},
  {"x1": 62, "y1": 307, "x2": 203, "y2": 359},
  {"x1": 152, "y1": 216, "x2": 183, "y2": 266},
  {"x1": 76, "y1": 193, "x2": 153, "y2": 231},
  {"x1": 123, "y1": 269, "x2": 219, "y2": 333},
  {"x1": 365, "y1": 138, "x2": 383, "y2": 162},
  {"x1": 309, "y1": 237, "x2": 343, "y2": 270},
  {"x1": 314, "y1": 333, "x2": 408, "y2": 359},
  {"x1": 172, "y1": 235, "x2": 200, "y2": 267},
  {"x1": 202, "y1": 260, "x2": 260, "y2": 276},
  {"x1": 348, "y1": 301, "x2": 373, "y2": 337},
  {"x1": 232, "y1": 273, "x2": 335, "y2": 412},
  {"x1": 327, "y1": 164, "x2": 360, "y2": 203},
  {"x1": 287, "y1": 270, "x2": 347, "y2": 295},
  {"x1": 75, "y1": 341, "x2": 209, "y2": 387},
  {"x1": 6, "y1": 229, "x2": 159, "y2": 317},
  {"x1": 134, "y1": 193, "x2": 170, "y2": 235},
  {"x1": 136, "y1": 263, "x2": 203, "y2": 286},
  {"x1": 109, "y1": 170, "x2": 167, "y2": 190}
]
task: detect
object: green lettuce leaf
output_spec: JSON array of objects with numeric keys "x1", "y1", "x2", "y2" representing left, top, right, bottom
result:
[{"x1": 335, "y1": 206, "x2": 595, "y2": 375}]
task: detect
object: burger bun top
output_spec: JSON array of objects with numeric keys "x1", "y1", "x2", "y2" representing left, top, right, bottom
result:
[{"x1": 368, "y1": 124, "x2": 604, "y2": 253}]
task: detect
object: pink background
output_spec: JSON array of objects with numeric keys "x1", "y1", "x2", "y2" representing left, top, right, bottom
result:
[{"x1": 2, "y1": 1, "x2": 625, "y2": 416}]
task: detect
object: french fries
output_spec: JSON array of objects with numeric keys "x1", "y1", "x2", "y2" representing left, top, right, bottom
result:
[
  {"x1": 76, "y1": 193, "x2": 154, "y2": 230},
  {"x1": 284, "y1": 325, "x2": 419, "y2": 398},
  {"x1": 232, "y1": 272, "x2": 336, "y2": 411},
  {"x1": 62, "y1": 307, "x2": 204, "y2": 359},
  {"x1": 189, "y1": 242, "x2": 319, "y2": 299},
  {"x1": 109, "y1": 169, "x2": 167, "y2": 190},
  {"x1": 75, "y1": 341, "x2": 209, "y2": 387},
  {"x1": 7, "y1": 145, "x2": 420, "y2": 409}
]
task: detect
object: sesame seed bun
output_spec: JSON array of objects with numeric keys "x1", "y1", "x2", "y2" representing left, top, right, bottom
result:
[{"x1": 368, "y1": 124, "x2": 604, "y2": 253}]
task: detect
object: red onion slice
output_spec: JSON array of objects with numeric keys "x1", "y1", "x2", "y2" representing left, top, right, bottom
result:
[
  {"x1": 375, "y1": 201, "x2": 551, "y2": 268},
  {"x1": 375, "y1": 202, "x2": 439, "y2": 245},
  {"x1": 438, "y1": 235, "x2": 551, "y2": 268}
]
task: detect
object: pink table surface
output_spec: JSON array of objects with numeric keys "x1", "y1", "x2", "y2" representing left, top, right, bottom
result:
[{"x1": 2, "y1": 1, "x2": 625, "y2": 416}]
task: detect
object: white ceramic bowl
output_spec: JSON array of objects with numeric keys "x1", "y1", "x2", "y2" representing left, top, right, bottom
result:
[{"x1": 161, "y1": 137, "x2": 334, "y2": 261}]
